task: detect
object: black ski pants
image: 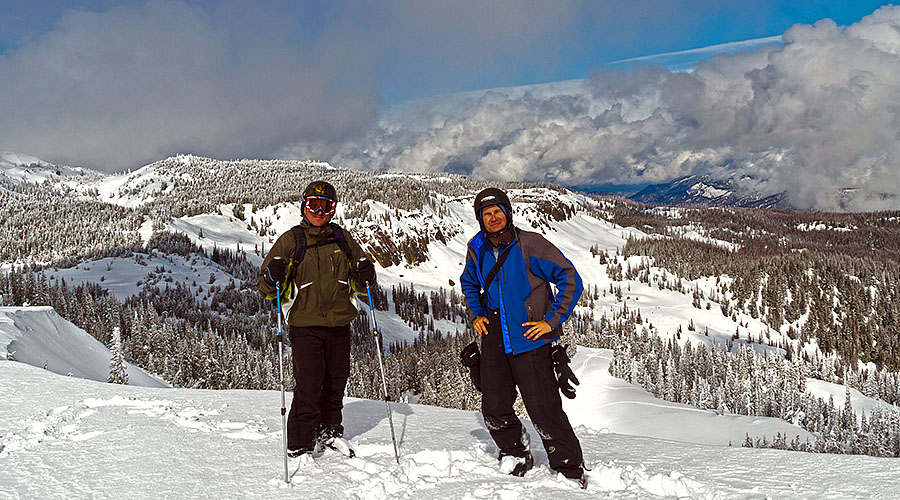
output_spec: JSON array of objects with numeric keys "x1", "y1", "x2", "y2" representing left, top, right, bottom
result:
[
  {"x1": 287, "y1": 323, "x2": 351, "y2": 450},
  {"x1": 481, "y1": 309, "x2": 584, "y2": 476}
]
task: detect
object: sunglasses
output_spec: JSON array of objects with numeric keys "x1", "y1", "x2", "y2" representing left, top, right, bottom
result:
[{"x1": 306, "y1": 195, "x2": 336, "y2": 215}]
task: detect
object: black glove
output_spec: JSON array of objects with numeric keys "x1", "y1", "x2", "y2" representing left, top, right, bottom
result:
[
  {"x1": 263, "y1": 257, "x2": 287, "y2": 287},
  {"x1": 354, "y1": 258, "x2": 376, "y2": 285},
  {"x1": 460, "y1": 341, "x2": 482, "y2": 392},
  {"x1": 551, "y1": 344, "x2": 579, "y2": 399}
]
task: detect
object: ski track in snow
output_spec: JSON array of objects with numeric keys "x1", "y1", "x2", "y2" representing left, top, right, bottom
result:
[{"x1": 0, "y1": 395, "x2": 271, "y2": 456}]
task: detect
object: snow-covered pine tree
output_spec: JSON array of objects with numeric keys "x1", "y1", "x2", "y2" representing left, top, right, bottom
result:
[{"x1": 107, "y1": 326, "x2": 128, "y2": 385}]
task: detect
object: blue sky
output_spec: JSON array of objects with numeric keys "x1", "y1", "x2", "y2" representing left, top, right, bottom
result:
[{"x1": 0, "y1": 1, "x2": 891, "y2": 104}]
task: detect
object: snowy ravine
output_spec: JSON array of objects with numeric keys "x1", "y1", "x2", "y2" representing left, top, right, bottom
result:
[{"x1": 4, "y1": 354, "x2": 900, "y2": 499}]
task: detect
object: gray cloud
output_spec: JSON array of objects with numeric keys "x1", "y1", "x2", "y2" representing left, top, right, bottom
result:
[
  {"x1": 0, "y1": 0, "x2": 591, "y2": 171},
  {"x1": 0, "y1": 1, "x2": 383, "y2": 171},
  {"x1": 284, "y1": 6, "x2": 900, "y2": 212}
]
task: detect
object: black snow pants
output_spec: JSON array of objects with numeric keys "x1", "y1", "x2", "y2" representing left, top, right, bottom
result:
[
  {"x1": 481, "y1": 309, "x2": 584, "y2": 476},
  {"x1": 287, "y1": 324, "x2": 351, "y2": 450}
]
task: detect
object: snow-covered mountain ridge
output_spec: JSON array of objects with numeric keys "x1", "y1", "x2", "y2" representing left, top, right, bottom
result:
[
  {"x1": 629, "y1": 174, "x2": 791, "y2": 209},
  {"x1": 0, "y1": 151, "x2": 103, "y2": 186},
  {"x1": 3, "y1": 153, "x2": 900, "y2": 464},
  {"x1": 4, "y1": 154, "x2": 899, "y2": 375},
  {"x1": 0, "y1": 306, "x2": 166, "y2": 387}
]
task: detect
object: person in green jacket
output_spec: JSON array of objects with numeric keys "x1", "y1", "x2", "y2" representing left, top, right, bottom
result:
[{"x1": 258, "y1": 180, "x2": 376, "y2": 460}]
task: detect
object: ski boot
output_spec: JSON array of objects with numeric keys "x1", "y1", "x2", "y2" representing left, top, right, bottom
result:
[
  {"x1": 558, "y1": 468, "x2": 587, "y2": 489},
  {"x1": 498, "y1": 451, "x2": 534, "y2": 477},
  {"x1": 287, "y1": 447, "x2": 315, "y2": 465},
  {"x1": 315, "y1": 424, "x2": 356, "y2": 458}
]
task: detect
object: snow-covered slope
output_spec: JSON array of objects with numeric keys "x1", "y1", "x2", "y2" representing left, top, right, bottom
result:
[
  {"x1": 154, "y1": 184, "x2": 780, "y2": 354},
  {"x1": 564, "y1": 348, "x2": 814, "y2": 446},
  {"x1": 2, "y1": 349, "x2": 898, "y2": 499},
  {"x1": 49, "y1": 253, "x2": 239, "y2": 303},
  {"x1": 0, "y1": 307, "x2": 166, "y2": 387},
  {"x1": 0, "y1": 151, "x2": 100, "y2": 186},
  {"x1": 4, "y1": 154, "x2": 900, "y2": 497}
]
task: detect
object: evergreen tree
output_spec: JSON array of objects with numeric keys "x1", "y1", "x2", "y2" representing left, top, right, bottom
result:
[{"x1": 107, "y1": 326, "x2": 128, "y2": 385}]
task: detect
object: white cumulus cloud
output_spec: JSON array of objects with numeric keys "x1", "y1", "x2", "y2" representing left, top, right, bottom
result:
[{"x1": 284, "y1": 6, "x2": 900, "y2": 212}]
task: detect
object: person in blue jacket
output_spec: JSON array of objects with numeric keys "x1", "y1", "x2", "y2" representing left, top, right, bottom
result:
[{"x1": 460, "y1": 187, "x2": 586, "y2": 484}]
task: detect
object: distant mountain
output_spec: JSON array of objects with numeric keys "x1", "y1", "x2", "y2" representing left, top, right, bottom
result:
[
  {"x1": 628, "y1": 175, "x2": 791, "y2": 209},
  {"x1": 0, "y1": 151, "x2": 101, "y2": 185}
]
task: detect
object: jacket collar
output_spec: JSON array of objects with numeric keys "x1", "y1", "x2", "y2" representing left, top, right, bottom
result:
[
  {"x1": 470, "y1": 226, "x2": 518, "y2": 254},
  {"x1": 300, "y1": 217, "x2": 332, "y2": 239}
]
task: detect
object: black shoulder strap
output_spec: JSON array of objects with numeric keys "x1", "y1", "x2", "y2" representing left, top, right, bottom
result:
[
  {"x1": 482, "y1": 241, "x2": 516, "y2": 293},
  {"x1": 329, "y1": 223, "x2": 352, "y2": 259},
  {"x1": 291, "y1": 225, "x2": 306, "y2": 264},
  {"x1": 290, "y1": 223, "x2": 352, "y2": 266}
]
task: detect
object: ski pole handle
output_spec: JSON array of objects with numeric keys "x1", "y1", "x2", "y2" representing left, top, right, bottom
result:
[{"x1": 365, "y1": 281, "x2": 378, "y2": 337}]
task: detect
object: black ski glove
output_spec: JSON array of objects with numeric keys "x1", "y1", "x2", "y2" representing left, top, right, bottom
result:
[
  {"x1": 354, "y1": 258, "x2": 376, "y2": 286},
  {"x1": 551, "y1": 344, "x2": 579, "y2": 399},
  {"x1": 460, "y1": 341, "x2": 482, "y2": 392},
  {"x1": 263, "y1": 257, "x2": 287, "y2": 287}
]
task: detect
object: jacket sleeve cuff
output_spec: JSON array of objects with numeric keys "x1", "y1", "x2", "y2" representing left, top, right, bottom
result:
[
  {"x1": 544, "y1": 313, "x2": 560, "y2": 329},
  {"x1": 258, "y1": 277, "x2": 277, "y2": 297}
]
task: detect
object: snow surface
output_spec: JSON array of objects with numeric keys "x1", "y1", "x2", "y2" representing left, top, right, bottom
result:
[{"x1": 3, "y1": 340, "x2": 900, "y2": 499}]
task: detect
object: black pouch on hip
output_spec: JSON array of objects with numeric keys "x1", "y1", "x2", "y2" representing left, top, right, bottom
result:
[{"x1": 460, "y1": 341, "x2": 482, "y2": 393}]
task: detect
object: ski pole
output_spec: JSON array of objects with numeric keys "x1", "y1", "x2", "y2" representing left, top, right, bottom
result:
[
  {"x1": 365, "y1": 279, "x2": 400, "y2": 464},
  {"x1": 275, "y1": 281, "x2": 289, "y2": 483}
]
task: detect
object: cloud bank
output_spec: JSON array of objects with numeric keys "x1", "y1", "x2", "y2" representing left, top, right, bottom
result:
[
  {"x1": 285, "y1": 6, "x2": 900, "y2": 212},
  {"x1": 0, "y1": 0, "x2": 584, "y2": 172},
  {"x1": 2, "y1": 2, "x2": 898, "y2": 211},
  {"x1": 0, "y1": 1, "x2": 383, "y2": 172}
]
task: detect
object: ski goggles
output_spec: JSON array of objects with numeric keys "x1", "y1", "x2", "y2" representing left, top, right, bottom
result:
[{"x1": 305, "y1": 195, "x2": 336, "y2": 215}]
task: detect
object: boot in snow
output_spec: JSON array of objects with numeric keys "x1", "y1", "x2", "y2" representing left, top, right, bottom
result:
[
  {"x1": 287, "y1": 447, "x2": 315, "y2": 465},
  {"x1": 558, "y1": 469, "x2": 587, "y2": 489},
  {"x1": 316, "y1": 424, "x2": 356, "y2": 458},
  {"x1": 499, "y1": 451, "x2": 534, "y2": 477}
]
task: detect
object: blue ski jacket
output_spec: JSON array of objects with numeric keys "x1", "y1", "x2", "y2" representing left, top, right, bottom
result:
[{"x1": 460, "y1": 227, "x2": 583, "y2": 355}]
